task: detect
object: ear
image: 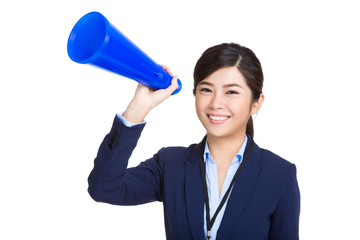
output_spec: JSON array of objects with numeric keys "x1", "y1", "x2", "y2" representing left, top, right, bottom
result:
[{"x1": 251, "y1": 93, "x2": 264, "y2": 115}]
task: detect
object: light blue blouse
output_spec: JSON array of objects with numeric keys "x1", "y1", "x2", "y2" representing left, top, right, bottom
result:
[{"x1": 202, "y1": 136, "x2": 247, "y2": 239}]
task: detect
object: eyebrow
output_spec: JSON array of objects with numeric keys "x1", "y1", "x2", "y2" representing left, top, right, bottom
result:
[{"x1": 198, "y1": 81, "x2": 243, "y2": 88}]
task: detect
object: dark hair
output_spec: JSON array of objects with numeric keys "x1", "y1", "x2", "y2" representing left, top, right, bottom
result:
[{"x1": 193, "y1": 43, "x2": 264, "y2": 138}]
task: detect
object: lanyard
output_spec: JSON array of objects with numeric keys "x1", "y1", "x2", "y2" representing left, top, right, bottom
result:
[{"x1": 198, "y1": 137, "x2": 254, "y2": 240}]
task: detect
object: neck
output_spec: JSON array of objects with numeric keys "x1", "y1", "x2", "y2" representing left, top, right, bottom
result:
[{"x1": 207, "y1": 132, "x2": 246, "y2": 165}]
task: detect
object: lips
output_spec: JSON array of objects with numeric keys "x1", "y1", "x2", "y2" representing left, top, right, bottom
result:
[{"x1": 208, "y1": 114, "x2": 230, "y2": 121}]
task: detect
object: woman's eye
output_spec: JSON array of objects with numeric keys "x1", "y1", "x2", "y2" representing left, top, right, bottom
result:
[
  {"x1": 200, "y1": 88, "x2": 212, "y2": 93},
  {"x1": 227, "y1": 90, "x2": 238, "y2": 94}
]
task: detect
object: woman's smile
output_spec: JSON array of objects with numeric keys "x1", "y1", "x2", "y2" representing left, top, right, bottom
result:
[{"x1": 207, "y1": 114, "x2": 231, "y2": 123}]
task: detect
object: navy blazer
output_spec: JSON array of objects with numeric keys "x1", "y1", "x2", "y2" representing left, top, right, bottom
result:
[{"x1": 88, "y1": 116, "x2": 300, "y2": 240}]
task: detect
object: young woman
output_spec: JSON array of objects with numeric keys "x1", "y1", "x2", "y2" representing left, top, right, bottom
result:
[{"x1": 88, "y1": 43, "x2": 300, "y2": 239}]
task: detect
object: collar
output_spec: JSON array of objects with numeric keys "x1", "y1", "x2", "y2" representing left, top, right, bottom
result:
[{"x1": 203, "y1": 135, "x2": 248, "y2": 164}]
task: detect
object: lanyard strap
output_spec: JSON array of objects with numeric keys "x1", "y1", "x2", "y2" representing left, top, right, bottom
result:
[{"x1": 198, "y1": 137, "x2": 254, "y2": 239}]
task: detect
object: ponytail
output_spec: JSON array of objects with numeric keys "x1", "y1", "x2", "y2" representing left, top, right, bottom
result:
[{"x1": 246, "y1": 116, "x2": 254, "y2": 139}]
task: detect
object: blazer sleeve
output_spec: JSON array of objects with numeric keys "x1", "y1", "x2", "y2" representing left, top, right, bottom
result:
[
  {"x1": 269, "y1": 164, "x2": 301, "y2": 240},
  {"x1": 88, "y1": 116, "x2": 164, "y2": 205}
]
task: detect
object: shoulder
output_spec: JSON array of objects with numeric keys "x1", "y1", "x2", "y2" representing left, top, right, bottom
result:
[
  {"x1": 260, "y1": 147, "x2": 294, "y2": 168},
  {"x1": 252, "y1": 143, "x2": 297, "y2": 179},
  {"x1": 150, "y1": 143, "x2": 200, "y2": 176},
  {"x1": 256, "y1": 147, "x2": 298, "y2": 191},
  {"x1": 157, "y1": 143, "x2": 198, "y2": 160},
  {"x1": 246, "y1": 137, "x2": 294, "y2": 171}
]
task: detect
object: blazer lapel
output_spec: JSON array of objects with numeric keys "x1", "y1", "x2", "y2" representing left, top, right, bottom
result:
[
  {"x1": 216, "y1": 140, "x2": 262, "y2": 240},
  {"x1": 185, "y1": 141, "x2": 206, "y2": 240}
]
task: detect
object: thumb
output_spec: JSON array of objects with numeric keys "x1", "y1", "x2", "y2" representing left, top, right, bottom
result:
[{"x1": 165, "y1": 75, "x2": 179, "y2": 95}]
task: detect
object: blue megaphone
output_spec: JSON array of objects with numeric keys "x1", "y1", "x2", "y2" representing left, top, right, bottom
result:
[{"x1": 67, "y1": 11, "x2": 182, "y2": 95}]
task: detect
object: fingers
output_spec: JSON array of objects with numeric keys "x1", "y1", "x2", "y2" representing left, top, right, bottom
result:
[
  {"x1": 159, "y1": 64, "x2": 179, "y2": 95},
  {"x1": 160, "y1": 64, "x2": 173, "y2": 76},
  {"x1": 164, "y1": 75, "x2": 179, "y2": 96}
]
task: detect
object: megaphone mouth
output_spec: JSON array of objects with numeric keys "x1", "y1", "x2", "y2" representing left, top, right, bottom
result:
[{"x1": 67, "y1": 12, "x2": 109, "y2": 64}]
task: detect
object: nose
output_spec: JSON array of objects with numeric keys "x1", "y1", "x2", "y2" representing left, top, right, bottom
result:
[{"x1": 209, "y1": 93, "x2": 225, "y2": 110}]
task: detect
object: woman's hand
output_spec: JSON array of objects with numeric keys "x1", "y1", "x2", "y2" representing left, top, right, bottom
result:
[{"x1": 122, "y1": 65, "x2": 179, "y2": 123}]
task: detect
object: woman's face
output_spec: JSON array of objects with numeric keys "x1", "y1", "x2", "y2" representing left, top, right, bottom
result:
[{"x1": 195, "y1": 66, "x2": 261, "y2": 141}]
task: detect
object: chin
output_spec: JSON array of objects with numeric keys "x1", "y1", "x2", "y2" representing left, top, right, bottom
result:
[{"x1": 206, "y1": 130, "x2": 231, "y2": 139}]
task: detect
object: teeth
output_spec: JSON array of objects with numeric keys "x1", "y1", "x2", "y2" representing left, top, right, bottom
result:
[{"x1": 209, "y1": 115, "x2": 229, "y2": 121}]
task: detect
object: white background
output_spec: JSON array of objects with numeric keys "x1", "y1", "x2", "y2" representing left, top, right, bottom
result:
[{"x1": 1, "y1": 0, "x2": 359, "y2": 239}]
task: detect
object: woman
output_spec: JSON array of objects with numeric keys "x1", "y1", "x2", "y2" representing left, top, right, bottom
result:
[{"x1": 88, "y1": 43, "x2": 300, "y2": 239}]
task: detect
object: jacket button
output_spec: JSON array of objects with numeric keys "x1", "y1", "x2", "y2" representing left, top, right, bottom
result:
[{"x1": 108, "y1": 132, "x2": 117, "y2": 150}]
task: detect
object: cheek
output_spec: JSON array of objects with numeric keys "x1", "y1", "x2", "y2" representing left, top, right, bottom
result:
[
  {"x1": 195, "y1": 97, "x2": 199, "y2": 111},
  {"x1": 195, "y1": 96, "x2": 205, "y2": 112},
  {"x1": 231, "y1": 99, "x2": 252, "y2": 116},
  {"x1": 194, "y1": 97, "x2": 203, "y2": 119}
]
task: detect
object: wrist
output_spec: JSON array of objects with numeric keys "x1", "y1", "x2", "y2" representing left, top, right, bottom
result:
[{"x1": 123, "y1": 99, "x2": 150, "y2": 123}]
